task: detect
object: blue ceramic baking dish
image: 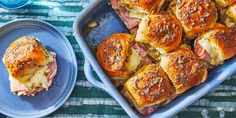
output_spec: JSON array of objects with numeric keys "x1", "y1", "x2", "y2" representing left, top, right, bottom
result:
[{"x1": 73, "y1": 0, "x2": 236, "y2": 117}]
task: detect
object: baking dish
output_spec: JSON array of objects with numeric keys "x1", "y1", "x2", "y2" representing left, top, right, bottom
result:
[{"x1": 73, "y1": 0, "x2": 236, "y2": 117}]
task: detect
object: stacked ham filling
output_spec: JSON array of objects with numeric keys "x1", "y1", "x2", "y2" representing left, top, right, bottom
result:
[
  {"x1": 111, "y1": 0, "x2": 141, "y2": 33},
  {"x1": 10, "y1": 52, "x2": 57, "y2": 96}
]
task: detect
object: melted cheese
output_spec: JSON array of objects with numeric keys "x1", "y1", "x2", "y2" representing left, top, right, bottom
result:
[
  {"x1": 224, "y1": 18, "x2": 235, "y2": 28},
  {"x1": 227, "y1": 4, "x2": 236, "y2": 20},
  {"x1": 226, "y1": 4, "x2": 236, "y2": 27},
  {"x1": 215, "y1": 0, "x2": 228, "y2": 7},
  {"x1": 120, "y1": 0, "x2": 148, "y2": 14},
  {"x1": 198, "y1": 37, "x2": 223, "y2": 65},
  {"x1": 11, "y1": 51, "x2": 54, "y2": 83},
  {"x1": 127, "y1": 48, "x2": 142, "y2": 73},
  {"x1": 9, "y1": 65, "x2": 51, "y2": 92},
  {"x1": 129, "y1": 12, "x2": 144, "y2": 19}
]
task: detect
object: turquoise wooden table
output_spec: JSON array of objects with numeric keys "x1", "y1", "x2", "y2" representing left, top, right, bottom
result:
[{"x1": 0, "y1": 0, "x2": 236, "y2": 117}]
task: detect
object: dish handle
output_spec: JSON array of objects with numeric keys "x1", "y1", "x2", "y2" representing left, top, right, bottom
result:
[{"x1": 84, "y1": 59, "x2": 113, "y2": 96}]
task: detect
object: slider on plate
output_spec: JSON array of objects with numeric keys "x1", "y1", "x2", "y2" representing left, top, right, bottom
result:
[
  {"x1": 194, "y1": 25, "x2": 236, "y2": 66},
  {"x1": 174, "y1": 0, "x2": 218, "y2": 39},
  {"x1": 97, "y1": 33, "x2": 151, "y2": 86},
  {"x1": 110, "y1": 0, "x2": 165, "y2": 33},
  {"x1": 135, "y1": 14, "x2": 182, "y2": 60},
  {"x1": 123, "y1": 64, "x2": 175, "y2": 115},
  {"x1": 160, "y1": 47, "x2": 208, "y2": 94},
  {"x1": 215, "y1": 0, "x2": 236, "y2": 8},
  {"x1": 2, "y1": 36, "x2": 57, "y2": 96}
]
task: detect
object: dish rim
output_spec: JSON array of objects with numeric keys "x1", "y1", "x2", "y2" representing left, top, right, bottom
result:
[
  {"x1": 0, "y1": 19, "x2": 78, "y2": 118},
  {"x1": 73, "y1": 0, "x2": 236, "y2": 118}
]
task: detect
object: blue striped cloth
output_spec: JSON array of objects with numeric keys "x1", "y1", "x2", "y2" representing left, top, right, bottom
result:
[{"x1": 0, "y1": 0, "x2": 235, "y2": 117}]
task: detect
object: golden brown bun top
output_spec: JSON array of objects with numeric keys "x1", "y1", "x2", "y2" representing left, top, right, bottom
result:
[
  {"x1": 226, "y1": 3, "x2": 236, "y2": 20},
  {"x1": 124, "y1": 64, "x2": 173, "y2": 108},
  {"x1": 215, "y1": 0, "x2": 236, "y2": 7},
  {"x1": 136, "y1": 14, "x2": 182, "y2": 52},
  {"x1": 96, "y1": 33, "x2": 133, "y2": 77},
  {"x1": 121, "y1": 0, "x2": 165, "y2": 13},
  {"x1": 160, "y1": 48, "x2": 208, "y2": 94},
  {"x1": 176, "y1": 0, "x2": 217, "y2": 38},
  {"x1": 2, "y1": 36, "x2": 53, "y2": 81}
]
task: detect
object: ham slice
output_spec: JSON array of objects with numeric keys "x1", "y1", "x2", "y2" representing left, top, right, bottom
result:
[
  {"x1": 132, "y1": 44, "x2": 152, "y2": 70},
  {"x1": 194, "y1": 42, "x2": 211, "y2": 63},
  {"x1": 10, "y1": 52, "x2": 57, "y2": 96},
  {"x1": 111, "y1": 0, "x2": 140, "y2": 33},
  {"x1": 132, "y1": 43, "x2": 147, "y2": 57}
]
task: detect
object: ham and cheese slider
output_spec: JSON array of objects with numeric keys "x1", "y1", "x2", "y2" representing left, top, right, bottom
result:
[
  {"x1": 135, "y1": 14, "x2": 182, "y2": 60},
  {"x1": 174, "y1": 0, "x2": 218, "y2": 39},
  {"x1": 2, "y1": 36, "x2": 57, "y2": 96},
  {"x1": 110, "y1": 0, "x2": 165, "y2": 33},
  {"x1": 123, "y1": 64, "x2": 174, "y2": 115},
  {"x1": 160, "y1": 47, "x2": 208, "y2": 94},
  {"x1": 97, "y1": 33, "x2": 151, "y2": 86},
  {"x1": 194, "y1": 25, "x2": 236, "y2": 65},
  {"x1": 123, "y1": 47, "x2": 208, "y2": 115}
]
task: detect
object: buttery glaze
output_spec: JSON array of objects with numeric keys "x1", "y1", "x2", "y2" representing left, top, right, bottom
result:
[
  {"x1": 123, "y1": 64, "x2": 174, "y2": 115},
  {"x1": 176, "y1": 0, "x2": 218, "y2": 39},
  {"x1": 3, "y1": 36, "x2": 53, "y2": 82},
  {"x1": 136, "y1": 14, "x2": 182, "y2": 53}
]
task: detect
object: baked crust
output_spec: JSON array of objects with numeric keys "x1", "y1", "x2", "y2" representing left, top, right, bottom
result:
[
  {"x1": 123, "y1": 64, "x2": 174, "y2": 115},
  {"x1": 2, "y1": 36, "x2": 53, "y2": 82},
  {"x1": 135, "y1": 14, "x2": 182, "y2": 54},
  {"x1": 97, "y1": 33, "x2": 133, "y2": 77},
  {"x1": 176, "y1": 0, "x2": 218, "y2": 39},
  {"x1": 160, "y1": 48, "x2": 208, "y2": 94}
]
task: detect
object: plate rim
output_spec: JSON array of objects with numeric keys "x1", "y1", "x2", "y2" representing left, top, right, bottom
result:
[
  {"x1": 0, "y1": 0, "x2": 32, "y2": 10},
  {"x1": 0, "y1": 19, "x2": 78, "y2": 118}
]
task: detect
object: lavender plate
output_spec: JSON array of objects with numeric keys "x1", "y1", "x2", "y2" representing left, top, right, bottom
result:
[{"x1": 0, "y1": 19, "x2": 77, "y2": 118}]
